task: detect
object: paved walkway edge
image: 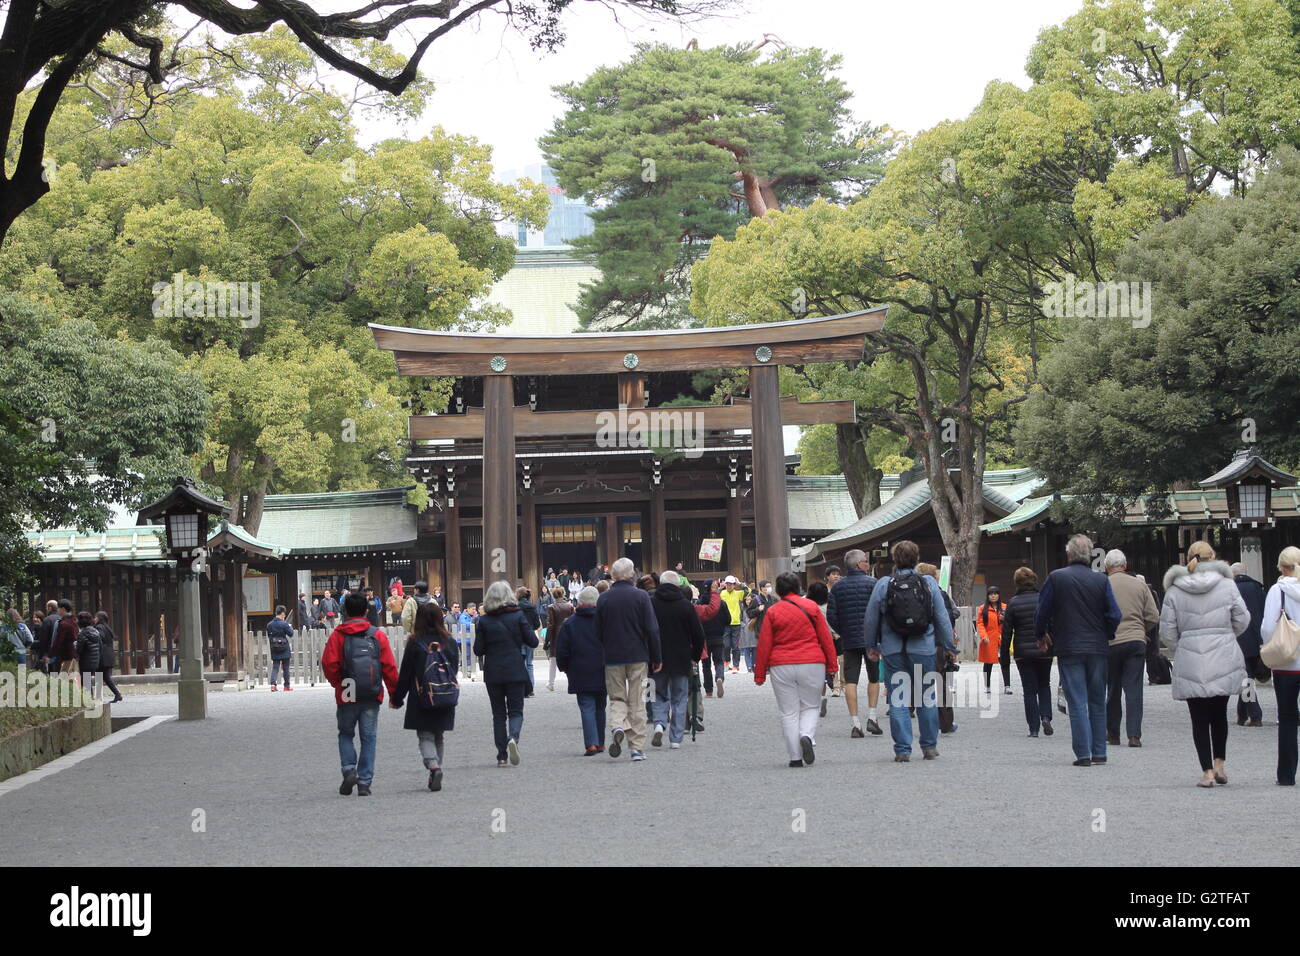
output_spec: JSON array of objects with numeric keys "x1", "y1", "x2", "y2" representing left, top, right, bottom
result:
[{"x1": 0, "y1": 715, "x2": 174, "y2": 798}]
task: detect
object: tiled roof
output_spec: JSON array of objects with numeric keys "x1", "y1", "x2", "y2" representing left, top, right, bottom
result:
[
  {"x1": 1198, "y1": 448, "x2": 1296, "y2": 488},
  {"x1": 981, "y1": 496, "x2": 1055, "y2": 534},
  {"x1": 256, "y1": 487, "x2": 418, "y2": 554},
  {"x1": 805, "y1": 479, "x2": 1018, "y2": 559},
  {"x1": 786, "y1": 476, "x2": 859, "y2": 533}
]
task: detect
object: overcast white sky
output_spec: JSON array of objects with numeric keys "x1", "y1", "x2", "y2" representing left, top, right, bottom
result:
[{"x1": 339, "y1": 0, "x2": 1085, "y2": 168}]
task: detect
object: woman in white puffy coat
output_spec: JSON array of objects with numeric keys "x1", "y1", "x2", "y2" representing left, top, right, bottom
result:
[
  {"x1": 1161, "y1": 541, "x2": 1250, "y2": 788},
  {"x1": 1260, "y1": 545, "x2": 1300, "y2": 786}
]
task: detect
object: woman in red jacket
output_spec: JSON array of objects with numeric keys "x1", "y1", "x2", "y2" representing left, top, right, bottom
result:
[{"x1": 754, "y1": 572, "x2": 838, "y2": 767}]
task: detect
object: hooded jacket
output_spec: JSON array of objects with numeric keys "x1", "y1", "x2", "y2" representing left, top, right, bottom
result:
[
  {"x1": 401, "y1": 592, "x2": 433, "y2": 634},
  {"x1": 321, "y1": 617, "x2": 399, "y2": 706},
  {"x1": 651, "y1": 582, "x2": 706, "y2": 677},
  {"x1": 1160, "y1": 560, "x2": 1250, "y2": 700},
  {"x1": 555, "y1": 605, "x2": 605, "y2": 694},
  {"x1": 1260, "y1": 575, "x2": 1300, "y2": 672}
]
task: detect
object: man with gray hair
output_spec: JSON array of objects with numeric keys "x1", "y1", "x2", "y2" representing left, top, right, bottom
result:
[
  {"x1": 596, "y1": 557, "x2": 662, "y2": 761},
  {"x1": 1035, "y1": 534, "x2": 1122, "y2": 766},
  {"x1": 1104, "y1": 549, "x2": 1160, "y2": 747},
  {"x1": 827, "y1": 548, "x2": 880, "y2": 737}
]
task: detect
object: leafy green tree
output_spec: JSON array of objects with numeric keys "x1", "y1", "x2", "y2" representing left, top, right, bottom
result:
[
  {"x1": 541, "y1": 41, "x2": 895, "y2": 328},
  {"x1": 2, "y1": 30, "x2": 548, "y2": 533},
  {"x1": 0, "y1": 292, "x2": 208, "y2": 587},
  {"x1": 0, "y1": 0, "x2": 723, "y2": 244},
  {"x1": 1018, "y1": 147, "x2": 1300, "y2": 526}
]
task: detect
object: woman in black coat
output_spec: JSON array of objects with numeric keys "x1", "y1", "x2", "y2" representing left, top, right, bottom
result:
[
  {"x1": 391, "y1": 602, "x2": 459, "y2": 791},
  {"x1": 75, "y1": 612, "x2": 102, "y2": 689},
  {"x1": 473, "y1": 581, "x2": 539, "y2": 767},
  {"x1": 1004, "y1": 566, "x2": 1053, "y2": 737},
  {"x1": 94, "y1": 611, "x2": 123, "y2": 703}
]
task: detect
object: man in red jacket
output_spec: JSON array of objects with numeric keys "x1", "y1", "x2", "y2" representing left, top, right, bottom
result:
[{"x1": 322, "y1": 593, "x2": 399, "y2": 796}]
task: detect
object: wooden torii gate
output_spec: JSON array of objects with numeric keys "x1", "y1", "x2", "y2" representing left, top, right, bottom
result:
[{"x1": 370, "y1": 308, "x2": 883, "y2": 585}]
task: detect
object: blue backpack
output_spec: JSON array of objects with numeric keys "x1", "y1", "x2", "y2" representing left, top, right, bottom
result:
[{"x1": 416, "y1": 639, "x2": 459, "y2": 711}]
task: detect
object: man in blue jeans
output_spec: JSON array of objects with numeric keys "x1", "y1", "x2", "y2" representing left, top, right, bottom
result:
[
  {"x1": 322, "y1": 593, "x2": 399, "y2": 795},
  {"x1": 1035, "y1": 534, "x2": 1122, "y2": 767},
  {"x1": 863, "y1": 540, "x2": 956, "y2": 761}
]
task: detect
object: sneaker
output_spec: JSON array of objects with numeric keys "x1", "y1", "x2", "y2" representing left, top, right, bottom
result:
[
  {"x1": 270, "y1": 685, "x2": 278, "y2": 692},
  {"x1": 866, "y1": 719, "x2": 883, "y2": 736},
  {"x1": 428, "y1": 767, "x2": 443, "y2": 792},
  {"x1": 1247, "y1": 719, "x2": 1263, "y2": 727},
  {"x1": 584, "y1": 745, "x2": 598, "y2": 756},
  {"x1": 850, "y1": 725, "x2": 865, "y2": 738},
  {"x1": 652, "y1": 725, "x2": 664, "y2": 748},
  {"x1": 705, "y1": 692, "x2": 714, "y2": 699},
  {"x1": 1041, "y1": 719, "x2": 1054, "y2": 736},
  {"x1": 497, "y1": 759, "x2": 509, "y2": 768},
  {"x1": 922, "y1": 748, "x2": 939, "y2": 760},
  {"x1": 631, "y1": 751, "x2": 646, "y2": 762},
  {"x1": 1073, "y1": 758, "x2": 1092, "y2": 767},
  {"x1": 800, "y1": 735, "x2": 816, "y2": 765},
  {"x1": 507, "y1": 738, "x2": 520, "y2": 766},
  {"x1": 1028, "y1": 732, "x2": 1039, "y2": 738},
  {"x1": 283, "y1": 685, "x2": 292, "y2": 691},
  {"x1": 547, "y1": 683, "x2": 555, "y2": 692},
  {"x1": 716, "y1": 679, "x2": 724, "y2": 698},
  {"x1": 1091, "y1": 756, "x2": 1107, "y2": 765},
  {"x1": 942, "y1": 725, "x2": 958, "y2": 735},
  {"x1": 1128, "y1": 736, "x2": 1142, "y2": 748},
  {"x1": 670, "y1": 742, "x2": 681, "y2": 750},
  {"x1": 1004, "y1": 687, "x2": 1013, "y2": 695},
  {"x1": 1107, "y1": 732, "x2": 1121, "y2": 746},
  {"x1": 339, "y1": 769, "x2": 358, "y2": 795},
  {"x1": 894, "y1": 753, "x2": 910, "y2": 762},
  {"x1": 1236, "y1": 716, "x2": 1247, "y2": 726},
  {"x1": 594, "y1": 745, "x2": 605, "y2": 753},
  {"x1": 609, "y1": 728, "x2": 624, "y2": 759},
  {"x1": 356, "y1": 783, "x2": 371, "y2": 796},
  {"x1": 820, "y1": 697, "x2": 828, "y2": 717},
  {"x1": 789, "y1": 759, "x2": 804, "y2": 768}
]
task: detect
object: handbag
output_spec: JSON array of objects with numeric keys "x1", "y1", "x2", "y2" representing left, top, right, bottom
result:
[{"x1": 1261, "y1": 606, "x2": 1300, "y2": 670}]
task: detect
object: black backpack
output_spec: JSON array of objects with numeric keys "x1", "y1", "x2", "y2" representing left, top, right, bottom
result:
[
  {"x1": 341, "y1": 626, "x2": 383, "y2": 703},
  {"x1": 885, "y1": 572, "x2": 932, "y2": 638}
]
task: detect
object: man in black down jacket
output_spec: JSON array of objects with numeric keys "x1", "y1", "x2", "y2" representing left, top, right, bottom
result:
[
  {"x1": 596, "y1": 558, "x2": 662, "y2": 760},
  {"x1": 649, "y1": 571, "x2": 706, "y2": 748},
  {"x1": 1231, "y1": 562, "x2": 1268, "y2": 726},
  {"x1": 826, "y1": 549, "x2": 881, "y2": 737}
]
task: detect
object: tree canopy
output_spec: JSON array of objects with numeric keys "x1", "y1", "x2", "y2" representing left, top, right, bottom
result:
[{"x1": 541, "y1": 41, "x2": 895, "y2": 329}]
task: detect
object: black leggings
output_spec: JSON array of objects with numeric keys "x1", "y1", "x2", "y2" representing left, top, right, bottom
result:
[{"x1": 1187, "y1": 696, "x2": 1230, "y2": 771}]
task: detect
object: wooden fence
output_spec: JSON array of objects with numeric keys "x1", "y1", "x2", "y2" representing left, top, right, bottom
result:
[{"x1": 243, "y1": 624, "x2": 487, "y2": 687}]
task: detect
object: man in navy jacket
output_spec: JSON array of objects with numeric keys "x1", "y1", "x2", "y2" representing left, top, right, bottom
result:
[
  {"x1": 1035, "y1": 534, "x2": 1121, "y2": 766},
  {"x1": 827, "y1": 549, "x2": 880, "y2": 737},
  {"x1": 596, "y1": 558, "x2": 662, "y2": 761}
]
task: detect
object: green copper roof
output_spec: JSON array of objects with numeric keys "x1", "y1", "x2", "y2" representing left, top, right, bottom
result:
[
  {"x1": 980, "y1": 496, "x2": 1055, "y2": 535},
  {"x1": 256, "y1": 486, "x2": 418, "y2": 554},
  {"x1": 786, "y1": 476, "x2": 860, "y2": 533}
]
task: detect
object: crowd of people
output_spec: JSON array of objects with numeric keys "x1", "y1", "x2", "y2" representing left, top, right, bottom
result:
[
  {"x1": 313, "y1": 535, "x2": 1300, "y2": 794},
  {"x1": 0, "y1": 599, "x2": 122, "y2": 702}
]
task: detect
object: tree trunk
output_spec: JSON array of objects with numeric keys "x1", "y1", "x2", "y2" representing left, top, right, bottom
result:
[
  {"x1": 835, "y1": 422, "x2": 880, "y2": 517},
  {"x1": 240, "y1": 456, "x2": 273, "y2": 537}
]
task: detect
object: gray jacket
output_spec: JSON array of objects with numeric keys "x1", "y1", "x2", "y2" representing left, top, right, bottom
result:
[{"x1": 1160, "y1": 560, "x2": 1250, "y2": 700}]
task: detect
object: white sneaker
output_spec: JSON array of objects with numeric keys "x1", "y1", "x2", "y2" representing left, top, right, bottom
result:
[
  {"x1": 670, "y1": 742, "x2": 681, "y2": 749},
  {"x1": 652, "y1": 724, "x2": 664, "y2": 747}
]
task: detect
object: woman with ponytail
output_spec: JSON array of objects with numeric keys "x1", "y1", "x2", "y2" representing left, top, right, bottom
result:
[
  {"x1": 1161, "y1": 541, "x2": 1250, "y2": 788},
  {"x1": 1260, "y1": 546, "x2": 1300, "y2": 785}
]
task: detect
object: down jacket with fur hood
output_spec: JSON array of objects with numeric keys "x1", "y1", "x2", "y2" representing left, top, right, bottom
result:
[{"x1": 1160, "y1": 560, "x2": 1250, "y2": 700}]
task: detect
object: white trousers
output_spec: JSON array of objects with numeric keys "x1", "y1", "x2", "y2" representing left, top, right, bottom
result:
[{"x1": 770, "y1": 663, "x2": 825, "y2": 761}]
